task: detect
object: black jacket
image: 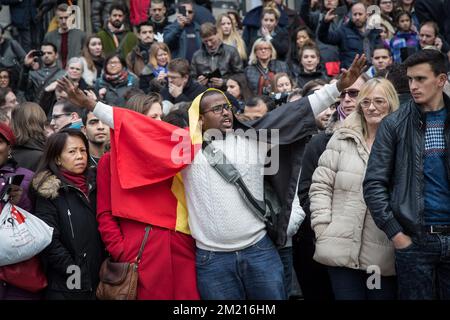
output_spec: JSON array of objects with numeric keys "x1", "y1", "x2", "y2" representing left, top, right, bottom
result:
[
  {"x1": 32, "y1": 170, "x2": 104, "y2": 299},
  {"x1": 160, "y1": 78, "x2": 207, "y2": 104},
  {"x1": 237, "y1": 94, "x2": 318, "y2": 247},
  {"x1": 12, "y1": 137, "x2": 45, "y2": 172},
  {"x1": 363, "y1": 95, "x2": 450, "y2": 241},
  {"x1": 190, "y1": 42, "x2": 244, "y2": 87},
  {"x1": 292, "y1": 64, "x2": 329, "y2": 89}
]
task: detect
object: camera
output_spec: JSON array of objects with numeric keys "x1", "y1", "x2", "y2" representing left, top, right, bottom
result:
[
  {"x1": 269, "y1": 92, "x2": 290, "y2": 106},
  {"x1": 32, "y1": 50, "x2": 44, "y2": 57}
]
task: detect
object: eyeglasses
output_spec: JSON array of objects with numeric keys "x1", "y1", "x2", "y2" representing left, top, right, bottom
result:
[
  {"x1": 107, "y1": 60, "x2": 121, "y2": 66},
  {"x1": 51, "y1": 113, "x2": 71, "y2": 120},
  {"x1": 360, "y1": 98, "x2": 388, "y2": 109},
  {"x1": 201, "y1": 103, "x2": 232, "y2": 114},
  {"x1": 256, "y1": 47, "x2": 272, "y2": 52},
  {"x1": 339, "y1": 89, "x2": 360, "y2": 99}
]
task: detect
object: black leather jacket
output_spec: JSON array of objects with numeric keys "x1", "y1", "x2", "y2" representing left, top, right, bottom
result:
[{"x1": 363, "y1": 94, "x2": 450, "y2": 241}]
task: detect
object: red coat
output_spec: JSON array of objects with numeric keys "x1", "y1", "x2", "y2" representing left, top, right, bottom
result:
[
  {"x1": 129, "y1": 0, "x2": 151, "y2": 26},
  {"x1": 97, "y1": 153, "x2": 199, "y2": 300}
]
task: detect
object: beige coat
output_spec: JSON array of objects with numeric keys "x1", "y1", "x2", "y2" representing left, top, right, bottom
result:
[{"x1": 309, "y1": 112, "x2": 395, "y2": 276}]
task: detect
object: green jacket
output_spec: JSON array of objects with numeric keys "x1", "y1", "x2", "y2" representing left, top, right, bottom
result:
[{"x1": 97, "y1": 28, "x2": 138, "y2": 60}]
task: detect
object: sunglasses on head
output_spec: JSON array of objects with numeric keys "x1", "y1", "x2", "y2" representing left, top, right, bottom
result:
[{"x1": 339, "y1": 89, "x2": 360, "y2": 99}]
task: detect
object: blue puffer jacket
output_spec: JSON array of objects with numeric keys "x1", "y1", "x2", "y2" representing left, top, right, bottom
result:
[
  {"x1": 163, "y1": 21, "x2": 202, "y2": 61},
  {"x1": 318, "y1": 20, "x2": 382, "y2": 69}
]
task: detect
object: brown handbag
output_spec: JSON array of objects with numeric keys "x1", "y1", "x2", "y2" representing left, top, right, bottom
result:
[{"x1": 96, "y1": 226, "x2": 151, "y2": 300}]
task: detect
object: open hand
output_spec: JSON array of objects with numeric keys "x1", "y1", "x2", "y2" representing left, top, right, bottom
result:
[
  {"x1": 56, "y1": 76, "x2": 97, "y2": 111},
  {"x1": 336, "y1": 54, "x2": 366, "y2": 92},
  {"x1": 324, "y1": 9, "x2": 337, "y2": 23}
]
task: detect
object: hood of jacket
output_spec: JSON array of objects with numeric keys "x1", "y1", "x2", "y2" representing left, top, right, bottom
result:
[
  {"x1": 32, "y1": 171, "x2": 62, "y2": 199},
  {"x1": 16, "y1": 137, "x2": 46, "y2": 152},
  {"x1": 335, "y1": 111, "x2": 369, "y2": 160}
]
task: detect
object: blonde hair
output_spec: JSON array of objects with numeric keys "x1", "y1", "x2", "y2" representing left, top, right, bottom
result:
[
  {"x1": 125, "y1": 93, "x2": 162, "y2": 115},
  {"x1": 356, "y1": 77, "x2": 399, "y2": 138},
  {"x1": 248, "y1": 38, "x2": 277, "y2": 65},
  {"x1": 149, "y1": 42, "x2": 171, "y2": 68},
  {"x1": 216, "y1": 13, "x2": 247, "y2": 61}
]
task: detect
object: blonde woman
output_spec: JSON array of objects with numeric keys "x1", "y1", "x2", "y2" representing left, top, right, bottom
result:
[
  {"x1": 244, "y1": 38, "x2": 290, "y2": 95},
  {"x1": 309, "y1": 78, "x2": 400, "y2": 300},
  {"x1": 140, "y1": 42, "x2": 172, "y2": 93},
  {"x1": 216, "y1": 13, "x2": 247, "y2": 62}
]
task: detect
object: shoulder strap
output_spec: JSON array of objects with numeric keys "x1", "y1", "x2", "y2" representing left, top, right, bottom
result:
[
  {"x1": 135, "y1": 225, "x2": 151, "y2": 264},
  {"x1": 202, "y1": 140, "x2": 267, "y2": 222}
]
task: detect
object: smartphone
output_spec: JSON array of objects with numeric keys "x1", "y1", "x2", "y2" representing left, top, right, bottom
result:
[
  {"x1": 32, "y1": 50, "x2": 44, "y2": 57},
  {"x1": 0, "y1": 174, "x2": 24, "y2": 203},
  {"x1": 178, "y1": 6, "x2": 187, "y2": 17},
  {"x1": 7, "y1": 174, "x2": 25, "y2": 187}
]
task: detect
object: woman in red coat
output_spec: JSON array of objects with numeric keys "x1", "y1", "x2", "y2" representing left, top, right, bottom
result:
[{"x1": 96, "y1": 93, "x2": 199, "y2": 299}]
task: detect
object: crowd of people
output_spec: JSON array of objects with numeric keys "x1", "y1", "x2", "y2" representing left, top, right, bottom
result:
[{"x1": 0, "y1": 0, "x2": 450, "y2": 301}]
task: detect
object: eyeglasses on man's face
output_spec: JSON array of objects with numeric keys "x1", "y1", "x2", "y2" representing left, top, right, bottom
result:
[
  {"x1": 51, "y1": 113, "x2": 71, "y2": 120},
  {"x1": 201, "y1": 103, "x2": 232, "y2": 114},
  {"x1": 339, "y1": 89, "x2": 360, "y2": 99}
]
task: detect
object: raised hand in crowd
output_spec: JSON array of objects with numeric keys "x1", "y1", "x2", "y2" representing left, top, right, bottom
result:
[
  {"x1": 336, "y1": 54, "x2": 366, "y2": 92},
  {"x1": 197, "y1": 75, "x2": 208, "y2": 86},
  {"x1": 157, "y1": 71, "x2": 167, "y2": 82},
  {"x1": 56, "y1": 76, "x2": 96, "y2": 111},
  {"x1": 210, "y1": 77, "x2": 224, "y2": 89},
  {"x1": 177, "y1": 14, "x2": 188, "y2": 28},
  {"x1": 323, "y1": 9, "x2": 338, "y2": 24},
  {"x1": 435, "y1": 37, "x2": 443, "y2": 51},
  {"x1": 23, "y1": 50, "x2": 39, "y2": 67},
  {"x1": 168, "y1": 82, "x2": 184, "y2": 98},
  {"x1": 261, "y1": 25, "x2": 270, "y2": 38},
  {"x1": 45, "y1": 81, "x2": 58, "y2": 92},
  {"x1": 85, "y1": 90, "x2": 98, "y2": 102}
]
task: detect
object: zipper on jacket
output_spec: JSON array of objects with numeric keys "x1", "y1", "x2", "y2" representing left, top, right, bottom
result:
[
  {"x1": 67, "y1": 184, "x2": 90, "y2": 202},
  {"x1": 67, "y1": 209, "x2": 75, "y2": 239},
  {"x1": 417, "y1": 115, "x2": 426, "y2": 239}
]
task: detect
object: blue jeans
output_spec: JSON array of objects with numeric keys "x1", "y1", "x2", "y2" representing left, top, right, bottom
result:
[
  {"x1": 395, "y1": 233, "x2": 450, "y2": 300},
  {"x1": 278, "y1": 246, "x2": 293, "y2": 297},
  {"x1": 196, "y1": 234, "x2": 286, "y2": 300},
  {"x1": 327, "y1": 266, "x2": 397, "y2": 300}
]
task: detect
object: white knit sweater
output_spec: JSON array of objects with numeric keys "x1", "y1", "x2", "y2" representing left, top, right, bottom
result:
[{"x1": 182, "y1": 134, "x2": 268, "y2": 251}]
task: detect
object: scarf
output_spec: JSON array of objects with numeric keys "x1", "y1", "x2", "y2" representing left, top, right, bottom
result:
[
  {"x1": 60, "y1": 168, "x2": 88, "y2": 196},
  {"x1": 337, "y1": 103, "x2": 348, "y2": 121},
  {"x1": 152, "y1": 65, "x2": 168, "y2": 78},
  {"x1": 107, "y1": 22, "x2": 125, "y2": 34},
  {"x1": 103, "y1": 69, "x2": 129, "y2": 86}
]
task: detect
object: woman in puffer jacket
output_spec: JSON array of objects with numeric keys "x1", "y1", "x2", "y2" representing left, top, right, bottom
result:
[{"x1": 309, "y1": 78, "x2": 399, "y2": 300}]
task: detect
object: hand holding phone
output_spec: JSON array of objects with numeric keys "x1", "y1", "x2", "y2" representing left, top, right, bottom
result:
[
  {"x1": 0, "y1": 174, "x2": 25, "y2": 204},
  {"x1": 178, "y1": 6, "x2": 187, "y2": 17},
  {"x1": 31, "y1": 50, "x2": 44, "y2": 57}
]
